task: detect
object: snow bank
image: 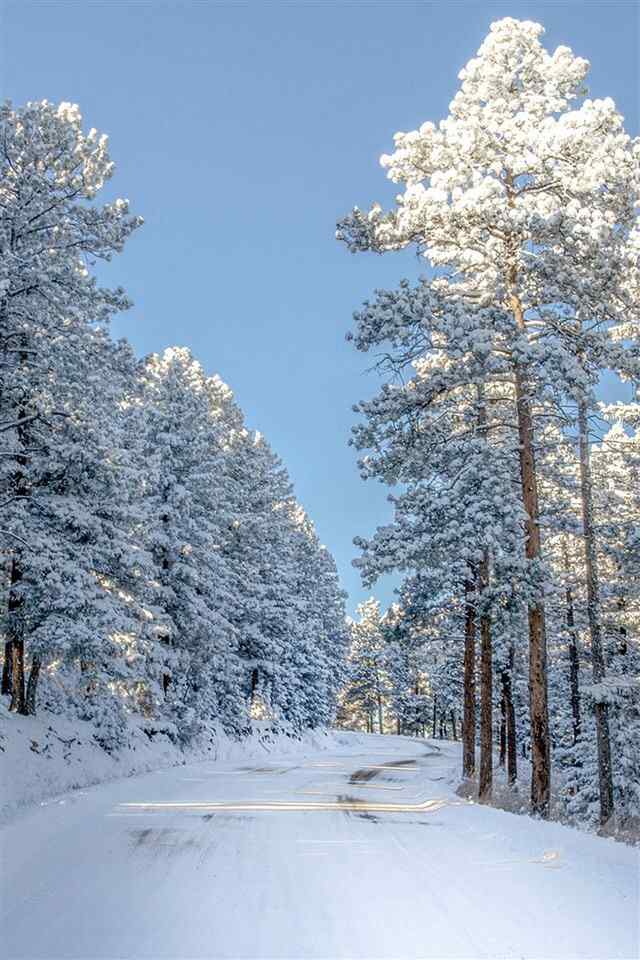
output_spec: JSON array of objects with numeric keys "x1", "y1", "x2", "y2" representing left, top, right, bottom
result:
[{"x1": 0, "y1": 704, "x2": 357, "y2": 825}]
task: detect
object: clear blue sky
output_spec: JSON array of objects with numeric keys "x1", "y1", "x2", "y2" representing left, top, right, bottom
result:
[{"x1": 2, "y1": 0, "x2": 637, "y2": 615}]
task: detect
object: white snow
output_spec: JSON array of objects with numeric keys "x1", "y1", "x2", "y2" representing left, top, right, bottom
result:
[
  {"x1": 2, "y1": 729, "x2": 637, "y2": 959},
  {"x1": 0, "y1": 704, "x2": 344, "y2": 826}
]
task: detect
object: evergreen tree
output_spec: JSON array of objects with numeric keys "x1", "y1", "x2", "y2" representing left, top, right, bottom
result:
[
  {"x1": 1, "y1": 99, "x2": 141, "y2": 714},
  {"x1": 338, "y1": 16, "x2": 640, "y2": 819}
]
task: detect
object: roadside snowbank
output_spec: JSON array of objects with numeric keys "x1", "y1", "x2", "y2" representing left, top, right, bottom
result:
[{"x1": 0, "y1": 704, "x2": 358, "y2": 824}]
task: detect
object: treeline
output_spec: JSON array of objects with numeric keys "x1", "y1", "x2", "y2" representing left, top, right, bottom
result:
[
  {"x1": 0, "y1": 100, "x2": 348, "y2": 748},
  {"x1": 338, "y1": 19, "x2": 639, "y2": 829}
]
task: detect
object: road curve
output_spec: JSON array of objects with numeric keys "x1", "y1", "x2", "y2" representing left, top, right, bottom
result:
[{"x1": 1, "y1": 733, "x2": 637, "y2": 959}]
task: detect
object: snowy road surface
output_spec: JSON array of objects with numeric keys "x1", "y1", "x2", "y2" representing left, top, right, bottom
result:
[{"x1": 2, "y1": 733, "x2": 638, "y2": 959}]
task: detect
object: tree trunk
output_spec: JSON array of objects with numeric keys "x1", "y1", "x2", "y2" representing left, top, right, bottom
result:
[
  {"x1": 451, "y1": 710, "x2": 458, "y2": 742},
  {"x1": 2, "y1": 640, "x2": 13, "y2": 695},
  {"x1": 7, "y1": 557, "x2": 26, "y2": 714},
  {"x1": 432, "y1": 695, "x2": 437, "y2": 739},
  {"x1": 617, "y1": 597, "x2": 628, "y2": 665},
  {"x1": 578, "y1": 399, "x2": 614, "y2": 827},
  {"x1": 502, "y1": 665, "x2": 518, "y2": 785},
  {"x1": 499, "y1": 696, "x2": 506, "y2": 767},
  {"x1": 25, "y1": 655, "x2": 41, "y2": 715},
  {"x1": 513, "y1": 364, "x2": 550, "y2": 816},
  {"x1": 6, "y1": 360, "x2": 30, "y2": 717},
  {"x1": 478, "y1": 554, "x2": 493, "y2": 803},
  {"x1": 9, "y1": 638, "x2": 25, "y2": 714},
  {"x1": 462, "y1": 577, "x2": 476, "y2": 779},
  {"x1": 562, "y1": 542, "x2": 582, "y2": 744},
  {"x1": 508, "y1": 280, "x2": 551, "y2": 818}
]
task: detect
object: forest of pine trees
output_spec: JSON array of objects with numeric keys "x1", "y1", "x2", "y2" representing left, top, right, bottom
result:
[
  {"x1": 337, "y1": 19, "x2": 640, "y2": 832},
  {"x1": 0, "y1": 100, "x2": 349, "y2": 749},
  {"x1": 2, "y1": 18, "x2": 639, "y2": 840}
]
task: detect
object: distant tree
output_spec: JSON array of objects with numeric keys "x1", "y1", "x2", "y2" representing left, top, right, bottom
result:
[{"x1": 344, "y1": 599, "x2": 389, "y2": 733}]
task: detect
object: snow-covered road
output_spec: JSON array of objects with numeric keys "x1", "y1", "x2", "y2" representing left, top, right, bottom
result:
[{"x1": 2, "y1": 733, "x2": 638, "y2": 959}]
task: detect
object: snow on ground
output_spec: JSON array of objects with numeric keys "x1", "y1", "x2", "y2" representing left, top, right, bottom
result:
[
  {"x1": 1, "y1": 731, "x2": 637, "y2": 959},
  {"x1": 0, "y1": 703, "x2": 350, "y2": 825}
]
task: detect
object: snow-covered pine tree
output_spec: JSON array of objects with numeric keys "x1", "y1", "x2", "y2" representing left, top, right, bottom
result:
[
  {"x1": 1, "y1": 99, "x2": 349, "y2": 749},
  {"x1": 124, "y1": 347, "x2": 241, "y2": 742},
  {"x1": 343, "y1": 599, "x2": 389, "y2": 733},
  {"x1": 382, "y1": 603, "x2": 431, "y2": 736},
  {"x1": 590, "y1": 408, "x2": 640, "y2": 823},
  {"x1": 0, "y1": 329, "x2": 147, "y2": 747},
  {"x1": 344, "y1": 281, "x2": 530, "y2": 798},
  {"x1": 338, "y1": 17, "x2": 640, "y2": 817},
  {"x1": 0, "y1": 100, "x2": 141, "y2": 715},
  {"x1": 277, "y1": 506, "x2": 349, "y2": 730},
  {"x1": 390, "y1": 580, "x2": 464, "y2": 744}
]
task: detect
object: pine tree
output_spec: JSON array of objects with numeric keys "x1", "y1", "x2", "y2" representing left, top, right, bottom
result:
[
  {"x1": 338, "y1": 17, "x2": 640, "y2": 817},
  {"x1": 1, "y1": 100, "x2": 141, "y2": 715},
  {"x1": 344, "y1": 599, "x2": 389, "y2": 733}
]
